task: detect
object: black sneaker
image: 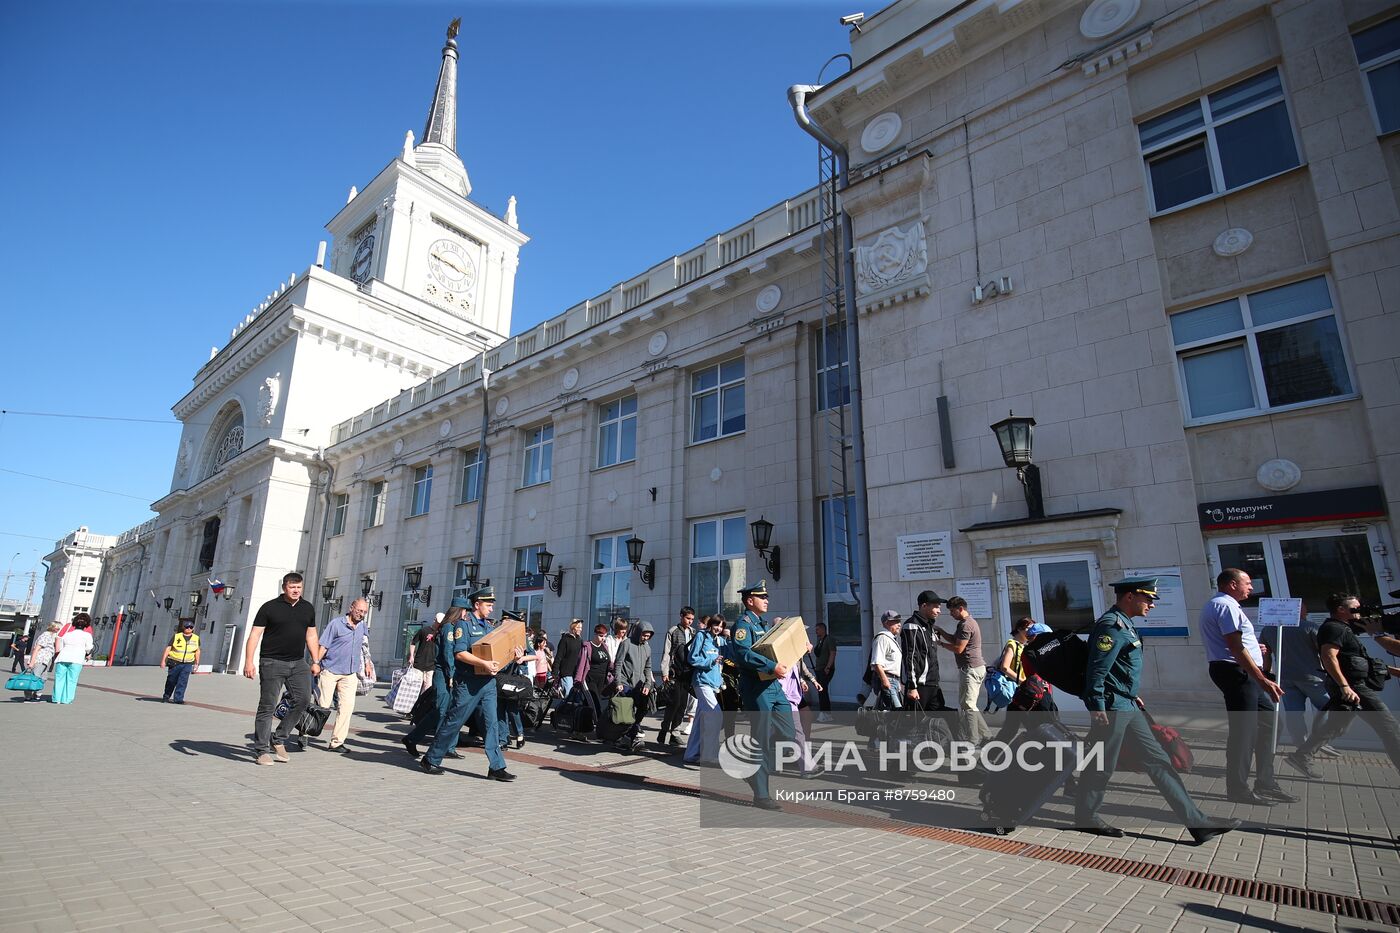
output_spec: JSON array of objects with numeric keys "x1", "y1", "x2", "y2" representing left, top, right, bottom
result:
[
  {"x1": 1254, "y1": 785, "x2": 1298, "y2": 804},
  {"x1": 420, "y1": 759, "x2": 445, "y2": 775},
  {"x1": 1188, "y1": 819, "x2": 1241, "y2": 845},
  {"x1": 754, "y1": 798, "x2": 782, "y2": 811},
  {"x1": 487, "y1": 768, "x2": 517, "y2": 782},
  {"x1": 402, "y1": 738, "x2": 420, "y2": 759}
]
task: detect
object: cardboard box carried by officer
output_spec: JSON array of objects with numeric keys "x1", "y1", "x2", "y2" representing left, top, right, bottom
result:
[{"x1": 755, "y1": 615, "x2": 811, "y2": 680}]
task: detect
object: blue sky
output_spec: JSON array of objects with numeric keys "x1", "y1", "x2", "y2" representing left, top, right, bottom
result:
[{"x1": 0, "y1": 0, "x2": 857, "y2": 594}]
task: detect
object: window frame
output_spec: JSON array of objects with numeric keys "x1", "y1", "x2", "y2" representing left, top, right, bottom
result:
[
  {"x1": 408, "y1": 464, "x2": 433, "y2": 517},
  {"x1": 365, "y1": 480, "x2": 387, "y2": 528},
  {"x1": 1170, "y1": 274, "x2": 1358, "y2": 427},
  {"x1": 521, "y1": 424, "x2": 554, "y2": 488},
  {"x1": 458, "y1": 447, "x2": 482, "y2": 504},
  {"x1": 689, "y1": 358, "x2": 746, "y2": 445},
  {"x1": 816, "y1": 322, "x2": 851, "y2": 412},
  {"x1": 820, "y1": 494, "x2": 861, "y2": 644},
  {"x1": 596, "y1": 395, "x2": 639, "y2": 468},
  {"x1": 452, "y1": 559, "x2": 475, "y2": 603},
  {"x1": 687, "y1": 515, "x2": 747, "y2": 621},
  {"x1": 1138, "y1": 67, "x2": 1303, "y2": 215},
  {"x1": 330, "y1": 493, "x2": 349, "y2": 536},
  {"x1": 589, "y1": 532, "x2": 634, "y2": 631},
  {"x1": 1354, "y1": 17, "x2": 1400, "y2": 136}
]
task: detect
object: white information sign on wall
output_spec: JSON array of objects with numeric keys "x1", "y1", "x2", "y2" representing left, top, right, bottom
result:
[
  {"x1": 897, "y1": 532, "x2": 952, "y2": 580},
  {"x1": 1258, "y1": 597, "x2": 1303, "y2": 628},
  {"x1": 1120, "y1": 566, "x2": 1188, "y2": 634},
  {"x1": 954, "y1": 578, "x2": 993, "y2": 619}
]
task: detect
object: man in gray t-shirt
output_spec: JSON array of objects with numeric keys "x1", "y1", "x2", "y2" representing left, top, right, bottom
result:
[{"x1": 935, "y1": 596, "x2": 991, "y2": 743}]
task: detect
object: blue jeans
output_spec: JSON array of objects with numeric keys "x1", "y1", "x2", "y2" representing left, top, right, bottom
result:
[
  {"x1": 684, "y1": 682, "x2": 722, "y2": 763},
  {"x1": 426, "y1": 674, "x2": 505, "y2": 770},
  {"x1": 498, "y1": 701, "x2": 524, "y2": 740},
  {"x1": 163, "y1": 662, "x2": 193, "y2": 702},
  {"x1": 1280, "y1": 677, "x2": 1330, "y2": 746}
]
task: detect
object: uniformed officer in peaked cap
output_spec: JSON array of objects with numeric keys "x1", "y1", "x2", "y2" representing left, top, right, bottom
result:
[
  {"x1": 1076, "y1": 577, "x2": 1239, "y2": 844},
  {"x1": 418, "y1": 584, "x2": 522, "y2": 781},
  {"x1": 729, "y1": 579, "x2": 796, "y2": 811}
]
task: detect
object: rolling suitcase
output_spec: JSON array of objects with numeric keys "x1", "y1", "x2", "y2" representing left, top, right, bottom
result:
[
  {"x1": 979, "y1": 719, "x2": 1077, "y2": 833},
  {"x1": 550, "y1": 683, "x2": 596, "y2": 736}
]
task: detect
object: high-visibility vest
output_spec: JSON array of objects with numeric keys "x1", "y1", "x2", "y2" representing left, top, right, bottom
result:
[{"x1": 168, "y1": 632, "x2": 200, "y2": 663}]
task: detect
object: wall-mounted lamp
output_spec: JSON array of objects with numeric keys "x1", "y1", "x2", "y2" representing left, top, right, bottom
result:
[
  {"x1": 321, "y1": 580, "x2": 343, "y2": 614},
  {"x1": 218, "y1": 584, "x2": 235, "y2": 601},
  {"x1": 189, "y1": 592, "x2": 203, "y2": 609},
  {"x1": 536, "y1": 547, "x2": 566, "y2": 596},
  {"x1": 162, "y1": 596, "x2": 175, "y2": 615},
  {"x1": 461, "y1": 557, "x2": 480, "y2": 590},
  {"x1": 990, "y1": 410, "x2": 1045, "y2": 520},
  {"x1": 405, "y1": 567, "x2": 432, "y2": 610},
  {"x1": 749, "y1": 516, "x2": 782, "y2": 582},
  {"x1": 360, "y1": 575, "x2": 383, "y2": 611},
  {"x1": 623, "y1": 536, "x2": 656, "y2": 591}
]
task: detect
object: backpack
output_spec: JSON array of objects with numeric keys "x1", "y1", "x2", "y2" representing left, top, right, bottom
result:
[
  {"x1": 1022, "y1": 631, "x2": 1090, "y2": 697},
  {"x1": 668, "y1": 627, "x2": 694, "y2": 679},
  {"x1": 984, "y1": 668, "x2": 1017, "y2": 709}
]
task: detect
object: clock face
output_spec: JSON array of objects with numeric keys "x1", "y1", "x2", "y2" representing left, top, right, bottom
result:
[
  {"x1": 351, "y1": 233, "x2": 375, "y2": 284},
  {"x1": 427, "y1": 238, "x2": 476, "y2": 293}
]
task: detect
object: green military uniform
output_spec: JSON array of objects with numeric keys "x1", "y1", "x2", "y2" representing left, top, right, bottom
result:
[
  {"x1": 729, "y1": 580, "x2": 796, "y2": 804},
  {"x1": 1076, "y1": 577, "x2": 1210, "y2": 829}
]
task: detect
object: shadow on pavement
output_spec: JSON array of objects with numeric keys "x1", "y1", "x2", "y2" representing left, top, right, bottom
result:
[
  {"x1": 1182, "y1": 904, "x2": 1317, "y2": 932},
  {"x1": 169, "y1": 739, "x2": 258, "y2": 762}
]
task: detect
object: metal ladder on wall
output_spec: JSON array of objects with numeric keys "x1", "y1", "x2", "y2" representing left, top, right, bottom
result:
[{"x1": 816, "y1": 141, "x2": 857, "y2": 606}]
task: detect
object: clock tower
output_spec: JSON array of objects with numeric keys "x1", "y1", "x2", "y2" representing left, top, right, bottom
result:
[{"x1": 324, "y1": 18, "x2": 527, "y2": 343}]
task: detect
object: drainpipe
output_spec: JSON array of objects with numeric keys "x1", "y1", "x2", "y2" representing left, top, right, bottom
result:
[
  {"x1": 789, "y1": 84, "x2": 877, "y2": 658},
  {"x1": 472, "y1": 358, "x2": 493, "y2": 578},
  {"x1": 310, "y1": 448, "x2": 337, "y2": 619}
]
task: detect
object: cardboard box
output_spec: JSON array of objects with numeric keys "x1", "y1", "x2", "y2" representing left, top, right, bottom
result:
[
  {"x1": 472, "y1": 618, "x2": 527, "y2": 667},
  {"x1": 755, "y1": 616, "x2": 811, "y2": 680}
]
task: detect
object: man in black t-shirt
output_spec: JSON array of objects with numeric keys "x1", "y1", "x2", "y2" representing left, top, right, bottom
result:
[
  {"x1": 1287, "y1": 593, "x2": 1400, "y2": 779},
  {"x1": 243, "y1": 572, "x2": 322, "y2": 766}
]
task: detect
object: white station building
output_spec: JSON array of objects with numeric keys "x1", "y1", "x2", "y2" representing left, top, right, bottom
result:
[{"x1": 67, "y1": 0, "x2": 1398, "y2": 705}]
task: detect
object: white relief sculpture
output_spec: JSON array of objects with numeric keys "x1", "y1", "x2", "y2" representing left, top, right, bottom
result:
[
  {"x1": 860, "y1": 112, "x2": 903, "y2": 154},
  {"x1": 257, "y1": 373, "x2": 281, "y2": 426},
  {"x1": 855, "y1": 221, "x2": 928, "y2": 296},
  {"x1": 176, "y1": 439, "x2": 192, "y2": 472},
  {"x1": 1213, "y1": 228, "x2": 1254, "y2": 257},
  {"x1": 1257, "y1": 459, "x2": 1302, "y2": 492},
  {"x1": 755, "y1": 285, "x2": 782, "y2": 314},
  {"x1": 1080, "y1": 0, "x2": 1141, "y2": 38}
]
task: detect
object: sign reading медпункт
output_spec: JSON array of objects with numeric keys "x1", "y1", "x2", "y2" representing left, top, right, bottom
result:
[{"x1": 1198, "y1": 486, "x2": 1384, "y2": 530}]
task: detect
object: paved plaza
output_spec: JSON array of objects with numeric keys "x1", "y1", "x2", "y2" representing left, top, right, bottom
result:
[{"x1": 2, "y1": 668, "x2": 1397, "y2": 932}]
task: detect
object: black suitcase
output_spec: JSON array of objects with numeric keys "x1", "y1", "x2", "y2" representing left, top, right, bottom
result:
[
  {"x1": 550, "y1": 684, "x2": 596, "y2": 735},
  {"x1": 979, "y1": 719, "x2": 1077, "y2": 833},
  {"x1": 520, "y1": 686, "x2": 552, "y2": 730}
]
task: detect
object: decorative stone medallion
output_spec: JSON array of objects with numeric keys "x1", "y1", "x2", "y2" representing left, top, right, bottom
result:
[
  {"x1": 1213, "y1": 228, "x2": 1254, "y2": 257},
  {"x1": 855, "y1": 221, "x2": 928, "y2": 296},
  {"x1": 755, "y1": 284, "x2": 782, "y2": 314},
  {"x1": 562, "y1": 367, "x2": 580, "y2": 391},
  {"x1": 860, "y1": 112, "x2": 903, "y2": 154},
  {"x1": 439, "y1": 420, "x2": 452, "y2": 438},
  {"x1": 494, "y1": 395, "x2": 510, "y2": 418},
  {"x1": 647, "y1": 331, "x2": 668, "y2": 357},
  {"x1": 607, "y1": 490, "x2": 618, "y2": 503},
  {"x1": 710, "y1": 467, "x2": 722, "y2": 483},
  {"x1": 393, "y1": 438, "x2": 404, "y2": 456},
  {"x1": 528, "y1": 508, "x2": 538, "y2": 521},
  {"x1": 1257, "y1": 459, "x2": 1302, "y2": 492},
  {"x1": 1079, "y1": 0, "x2": 1140, "y2": 38},
  {"x1": 355, "y1": 454, "x2": 365, "y2": 471}
]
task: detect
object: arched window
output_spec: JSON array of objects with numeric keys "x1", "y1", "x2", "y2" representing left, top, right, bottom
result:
[{"x1": 201, "y1": 406, "x2": 245, "y2": 481}]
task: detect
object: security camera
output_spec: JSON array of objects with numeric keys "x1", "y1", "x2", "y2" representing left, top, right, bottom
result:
[{"x1": 840, "y1": 12, "x2": 866, "y2": 27}]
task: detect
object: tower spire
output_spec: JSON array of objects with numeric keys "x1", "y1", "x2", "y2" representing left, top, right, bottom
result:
[
  {"x1": 412, "y1": 18, "x2": 471, "y2": 196},
  {"x1": 421, "y1": 18, "x2": 460, "y2": 150}
]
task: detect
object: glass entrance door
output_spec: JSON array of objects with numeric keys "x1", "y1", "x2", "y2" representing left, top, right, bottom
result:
[
  {"x1": 1208, "y1": 528, "x2": 1385, "y2": 616},
  {"x1": 996, "y1": 553, "x2": 1104, "y2": 637}
]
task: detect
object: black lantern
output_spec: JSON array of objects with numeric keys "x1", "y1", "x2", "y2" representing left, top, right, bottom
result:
[
  {"x1": 749, "y1": 516, "x2": 781, "y2": 581},
  {"x1": 189, "y1": 591, "x2": 203, "y2": 609},
  {"x1": 990, "y1": 411, "x2": 1044, "y2": 520},
  {"x1": 536, "y1": 547, "x2": 565, "y2": 596},
  {"x1": 623, "y1": 535, "x2": 655, "y2": 590},
  {"x1": 359, "y1": 575, "x2": 383, "y2": 610},
  {"x1": 462, "y1": 557, "x2": 480, "y2": 589},
  {"x1": 162, "y1": 596, "x2": 175, "y2": 615},
  {"x1": 404, "y1": 568, "x2": 431, "y2": 609},
  {"x1": 321, "y1": 580, "x2": 336, "y2": 602}
]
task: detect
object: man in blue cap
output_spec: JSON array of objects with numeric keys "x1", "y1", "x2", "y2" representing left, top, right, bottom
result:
[
  {"x1": 1076, "y1": 576, "x2": 1240, "y2": 845},
  {"x1": 419, "y1": 586, "x2": 521, "y2": 781},
  {"x1": 729, "y1": 579, "x2": 795, "y2": 811}
]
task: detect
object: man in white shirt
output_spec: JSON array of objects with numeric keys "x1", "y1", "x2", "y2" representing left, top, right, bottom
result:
[
  {"x1": 1200, "y1": 569, "x2": 1294, "y2": 805},
  {"x1": 870, "y1": 611, "x2": 904, "y2": 708}
]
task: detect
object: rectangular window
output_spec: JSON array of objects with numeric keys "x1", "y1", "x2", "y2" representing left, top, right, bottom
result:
[
  {"x1": 512, "y1": 594, "x2": 544, "y2": 635},
  {"x1": 691, "y1": 359, "x2": 745, "y2": 443},
  {"x1": 330, "y1": 493, "x2": 348, "y2": 536},
  {"x1": 688, "y1": 516, "x2": 746, "y2": 621},
  {"x1": 522, "y1": 424, "x2": 554, "y2": 487},
  {"x1": 78, "y1": 576, "x2": 96, "y2": 593},
  {"x1": 1355, "y1": 18, "x2": 1400, "y2": 134},
  {"x1": 1172, "y1": 276, "x2": 1354, "y2": 423},
  {"x1": 513, "y1": 545, "x2": 545, "y2": 593},
  {"x1": 821, "y1": 495, "x2": 860, "y2": 644},
  {"x1": 817, "y1": 322, "x2": 851, "y2": 411},
  {"x1": 597, "y1": 396, "x2": 638, "y2": 467},
  {"x1": 1138, "y1": 69, "x2": 1300, "y2": 211},
  {"x1": 409, "y1": 465, "x2": 433, "y2": 517},
  {"x1": 459, "y1": 447, "x2": 482, "y2": 503},
  {"x1": 399, "y1": 566, "x2": 424, "y2": 633},
  {"x1": 589, "y1": 533, "x2": 633, "y2": 632},
  {"x1": 366, "y1": 480, "x2": 387, "y2": 528},
  {"x1": 453, "y1": 559, "x2": 476, "y2": 602}
]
